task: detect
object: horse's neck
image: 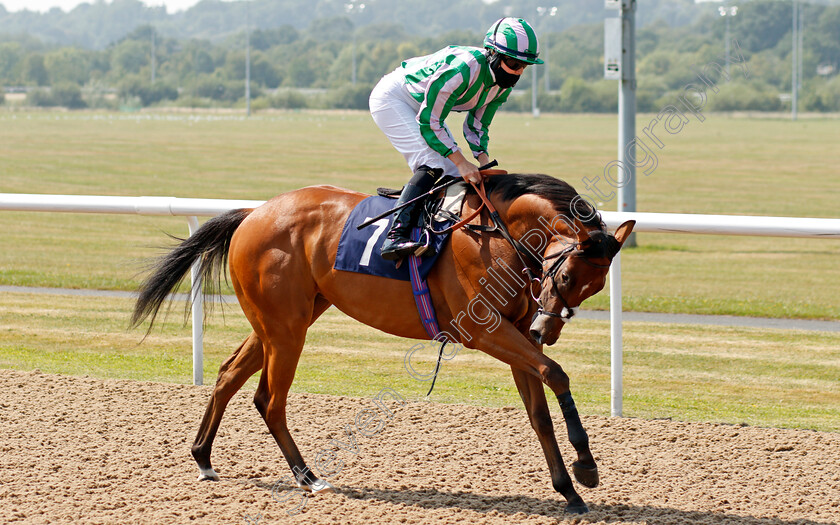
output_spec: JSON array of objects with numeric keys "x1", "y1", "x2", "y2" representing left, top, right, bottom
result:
[{"x1": 493, "y1": 194, "x2": 579, "y2": 249}]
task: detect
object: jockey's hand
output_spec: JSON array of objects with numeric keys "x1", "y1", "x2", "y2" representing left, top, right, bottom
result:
[
  {"x1": 448, "y1": 150, "x2": 483, "y2": 184},
  {"x1": 458, "y1": 162, "x2": 482, "y2": 184}
]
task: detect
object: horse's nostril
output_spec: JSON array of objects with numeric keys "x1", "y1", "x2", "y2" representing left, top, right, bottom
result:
[{"x1": 530, "y1": 329, "x2": 542, "y2": 344}]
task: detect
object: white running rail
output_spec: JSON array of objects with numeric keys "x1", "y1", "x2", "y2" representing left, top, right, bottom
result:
[
  {"x1": 0, "y1": 194, "x2": 263, "y2": 386},
  {"x1": 2, "y1": 193, "x2": 839, "y2": 413}
]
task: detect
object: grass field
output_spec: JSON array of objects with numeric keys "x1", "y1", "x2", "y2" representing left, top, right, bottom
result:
[
  {"x1": 2, "y1": 291, "x2": 838, "y2": 432},
  {"x1": 1, "y1": 110, "x2": 838, "y2": 318},
  {"x1": 1, "y1": 109, "x2": 838, "y2": 431}
]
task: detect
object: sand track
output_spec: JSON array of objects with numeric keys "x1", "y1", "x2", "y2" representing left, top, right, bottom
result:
[{"x1": 0, "y1": 369, "x2": 838, "y2": 524}]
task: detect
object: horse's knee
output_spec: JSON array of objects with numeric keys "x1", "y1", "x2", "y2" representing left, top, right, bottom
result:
[{"x1": 541, "y1": 364, "x2": 570, "y2": 394}]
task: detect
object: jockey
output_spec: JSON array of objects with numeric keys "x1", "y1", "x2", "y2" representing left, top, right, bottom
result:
[{"x1": 370, "y1": 17, "x2": 543, "y2": 261}]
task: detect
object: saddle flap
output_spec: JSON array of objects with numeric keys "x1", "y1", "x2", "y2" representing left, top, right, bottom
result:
[{"x1": 433, "y1": 181, "x2": 468, "y2": 222}]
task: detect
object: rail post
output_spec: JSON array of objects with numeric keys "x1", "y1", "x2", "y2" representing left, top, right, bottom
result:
[
  {"x1": 187, "y1": 216, "x2": 204, "y2": 386},
  {"x1": 609, "y1": 252, "x2": 623, "y2": 417}
]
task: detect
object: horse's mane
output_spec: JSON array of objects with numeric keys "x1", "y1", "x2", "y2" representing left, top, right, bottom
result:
[
  {"x1": 466, "y1": 173, "x2": 618, "y2": 259},
  {"x1": 469, "y1": 173, "x2": 605, "y2": 230}
]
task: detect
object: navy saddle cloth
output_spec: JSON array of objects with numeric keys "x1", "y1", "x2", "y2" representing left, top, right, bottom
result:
[{"x1": 334, "y1": 195, "x2": 453, "y2": 281}]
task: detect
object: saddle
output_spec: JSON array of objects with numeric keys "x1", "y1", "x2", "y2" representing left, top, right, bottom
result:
[{"x1": 377, "y1": 179, "x2": 470, "y2": 241}]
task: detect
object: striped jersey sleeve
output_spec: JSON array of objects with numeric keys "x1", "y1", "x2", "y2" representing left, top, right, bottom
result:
[
  {"x1": 401, "y1": 46, "x2": 499, "y2": 158},
  {"x1": 463, "y1": 88, "x2": 510, "y2": 157}
]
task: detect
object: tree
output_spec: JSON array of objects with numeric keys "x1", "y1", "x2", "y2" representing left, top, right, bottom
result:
[
  {"x1": 734, "y1": 0, "x2": 796, "y2": 53},
  {"x1": 22, "y1": 53, "x2": 49, "y2": 86},
  {"x1": 52, "y1": 82, "x2": 87, "y2": 109},
  {"x1": 285, "y1": 55, "x2": 317, "y2": 87},
  {"x1": 816, "y1": 6, "x2": 840, "y2": 69},
  {"x1": 307, "y1": 16, "x2": 353, "y2": 43},
  {"x1": 0, "y1": 42, "x2": 22, "y2": 84},
  {"x1": 111, "y1": 40, "x2": 148, "y2": 76},
  {"x1": 44, "y1": 47, "x2": 90, "y2": 85}
]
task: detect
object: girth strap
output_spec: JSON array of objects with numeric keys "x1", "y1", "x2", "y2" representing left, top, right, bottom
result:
[{"x1": 407, "y1": 227, "x2": 447, "y2": 396}]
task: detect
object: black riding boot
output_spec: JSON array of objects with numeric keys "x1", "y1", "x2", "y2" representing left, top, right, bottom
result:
[{"x1": 380, "y1": 166, "x2": 440, "y2": 261}]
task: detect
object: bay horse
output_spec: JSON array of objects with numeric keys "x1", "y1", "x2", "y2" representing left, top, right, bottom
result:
[{"x1": 131, "y1": 173, "x2": 634, "y2": 514}]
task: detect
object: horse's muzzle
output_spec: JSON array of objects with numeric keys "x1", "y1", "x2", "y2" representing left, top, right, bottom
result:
[{"x1": 529, "y1": 307, "x2": 577, "y2": 346}]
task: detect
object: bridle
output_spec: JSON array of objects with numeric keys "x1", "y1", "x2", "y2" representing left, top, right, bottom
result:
[
  {"x1": 463, "y1": 179, "x2": 611, "y2": 321},
  {"x1": 532, "y1": 244, "x2": 611, "y2": 320}
]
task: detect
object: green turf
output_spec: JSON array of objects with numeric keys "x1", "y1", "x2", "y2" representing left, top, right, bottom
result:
[
  {"x1": 1, "y1": 110, "x2": 837, "y2": 318},
  {"x1": 1, "y1": 109, "x2": 838, "y2": 433},
  {"x1": 1, "y1": 292, "x2": 838, "y2": 432}
]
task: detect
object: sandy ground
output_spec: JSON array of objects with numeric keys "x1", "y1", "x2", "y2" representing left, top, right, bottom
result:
[{"x1": 0, "y1": 369, "x2": 838, "y2": 525}]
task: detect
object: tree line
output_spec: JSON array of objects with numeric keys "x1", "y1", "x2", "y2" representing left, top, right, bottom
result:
[{"x1": 0, "y1": 0, "x2": 838, "y2": 113}]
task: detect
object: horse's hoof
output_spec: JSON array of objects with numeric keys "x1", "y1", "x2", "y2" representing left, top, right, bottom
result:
[
  {"x1": 572, "y1": 461, "x2": 599, "y2": 488},
  {"x1": 299, "y1": 478, "x2": 335, "y2": 494},
  {"x1": 565, "y1": 501, "x2": 590, "y2": 514},
  {"x1": 197, "y1": 467, "x2": 220, "y2": 481}
]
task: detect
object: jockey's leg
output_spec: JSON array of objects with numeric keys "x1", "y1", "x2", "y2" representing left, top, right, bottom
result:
[{"x1": 380, "y1": 165, "x2": 441, "y2": 261}]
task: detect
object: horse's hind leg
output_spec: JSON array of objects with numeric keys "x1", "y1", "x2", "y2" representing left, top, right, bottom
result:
[
  {"x1": 253, "y1": 320, "x2": 334, "y2": 494},
  {"x1": 192, "y1": 331, "x2": 264, "y2": 481},
  {"x1": 192, "y1": 297, "x2": 332, "y2": 481}
]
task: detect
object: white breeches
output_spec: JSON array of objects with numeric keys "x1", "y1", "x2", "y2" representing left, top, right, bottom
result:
[{"x1": 369, "y1": 70, "x2": 460, "y2": 178}]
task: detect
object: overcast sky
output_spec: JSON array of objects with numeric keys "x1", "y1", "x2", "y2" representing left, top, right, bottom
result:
[{"x1": 1, "y1": 0, "x2": 204, "y2": 13}]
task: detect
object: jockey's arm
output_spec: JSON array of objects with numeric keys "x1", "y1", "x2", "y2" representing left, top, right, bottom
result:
[{"x1": 447, "y1": 149, "x2": 482, "y2": 184}]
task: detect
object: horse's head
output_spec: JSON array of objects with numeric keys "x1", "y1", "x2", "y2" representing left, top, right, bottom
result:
[{"x1": 528, "y1": 220, "x2": 635, "y2": 346}]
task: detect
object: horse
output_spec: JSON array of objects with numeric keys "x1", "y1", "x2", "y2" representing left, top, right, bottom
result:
[{"x1": 131, "y1": 173, "x2": 634, "y2": 514}]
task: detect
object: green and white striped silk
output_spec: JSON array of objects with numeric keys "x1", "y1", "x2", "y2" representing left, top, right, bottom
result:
[{"x1": 400, "y1": 45, "x2": 511, "y2": 159}]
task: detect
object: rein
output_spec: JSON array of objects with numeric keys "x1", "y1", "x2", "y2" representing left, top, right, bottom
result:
[
  {"x1": 426, "y1": 175, "x2": 609, "y2": 392},
  {"x1": 463, "y1": 180, "x2": 611, "y2": 324}
]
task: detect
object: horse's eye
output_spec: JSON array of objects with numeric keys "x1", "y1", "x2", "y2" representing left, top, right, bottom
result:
[{"x1": 561, "y1": 273, "x2": 570, "y2": 285}]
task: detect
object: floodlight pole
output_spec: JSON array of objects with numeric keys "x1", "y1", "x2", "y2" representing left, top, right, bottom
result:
[
  {"x1": 798, "y1": 7, "x2": 803, "y2": 90},
  {"x1": 618, "y1": 0, "x2": 636, "y2": 247},
  {"x1": 536, "y1": 7, "x2": 558, "y2": 97},
  {"x1": 718, "y1": 5, "x2": 738, "y2": 79},
  {"x1": 150, "y1": 26, "x2": 156, "y2": 84},
  {"x1": 245, "y1": 0, "x2": 251, "y2": 117},
  {"x1": 792, "y1": 0, "x2": 798, "y2": 121},
  {"x1": 346, "y1": 2, "x2": 366, "y2": 85}
]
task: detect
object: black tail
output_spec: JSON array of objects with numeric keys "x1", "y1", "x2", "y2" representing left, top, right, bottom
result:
[{"x1": 131, "y1": 208, "x2": 252, "y2": 332}]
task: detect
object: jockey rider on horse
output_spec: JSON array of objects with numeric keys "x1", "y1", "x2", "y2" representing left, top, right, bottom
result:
[{"x1": 369, "y1": 17, "x2": 543, "y2": 261}]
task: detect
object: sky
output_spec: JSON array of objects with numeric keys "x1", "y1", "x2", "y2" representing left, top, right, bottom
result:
[{"x1": 1, "y1": 0, "x2": 204, "y2": 13}]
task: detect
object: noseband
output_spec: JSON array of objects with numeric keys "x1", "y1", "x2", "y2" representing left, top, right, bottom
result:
[{"x1": 529, "y1": 243, "x2": 612, "y2": 321}]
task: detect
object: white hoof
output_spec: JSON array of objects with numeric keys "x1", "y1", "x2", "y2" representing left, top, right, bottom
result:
[
  {"x1": 197, "y1": 467, "x2": 220, "y2": 481},
  {"x1": 299, "y1": 478, "x2": 335, "y2": 494}
]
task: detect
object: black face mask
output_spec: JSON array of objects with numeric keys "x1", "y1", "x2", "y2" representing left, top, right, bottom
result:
[{"x1": 488, "y1": 52, "x2": 521, "y2": 89}]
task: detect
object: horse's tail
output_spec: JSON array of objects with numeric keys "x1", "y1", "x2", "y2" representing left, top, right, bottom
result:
[{"x1": 131, "y1": 208, "x2": 252, "y2": 333}]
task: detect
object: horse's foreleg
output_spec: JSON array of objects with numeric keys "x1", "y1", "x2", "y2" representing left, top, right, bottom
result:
[
  {"x1": 192, "y1": 331, "x2": 264, "y2": 481},
  {"x1": 510, "y1": 367, "x2": 588, "y2": 512},
  {"x1": 556, "y1": 389, "x2": 599, "y2": 489},
  {"x1": 462, "y1": 319, "x2": 597, "y2": 513}
]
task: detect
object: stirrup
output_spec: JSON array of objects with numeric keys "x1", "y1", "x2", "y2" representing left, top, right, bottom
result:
[
  {"x1": 381, "y1": 238, "x2": 422, "y2": 261},
  {"x1": 412, "y1": 230, "x2": 434, "y2": 257}
]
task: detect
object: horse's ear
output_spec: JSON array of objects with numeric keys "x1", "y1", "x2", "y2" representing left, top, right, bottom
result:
[
  {"x1": 573, "y1": 218, "x2": 592, "y2": 244},
  {"x1": 612, "y1": 220, "x2": 636, "y2": 250}
]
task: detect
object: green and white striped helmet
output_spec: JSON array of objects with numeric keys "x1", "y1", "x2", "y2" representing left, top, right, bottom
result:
[{"x1": 483, "y1": 17, "x2": 543, "y2": 65}]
